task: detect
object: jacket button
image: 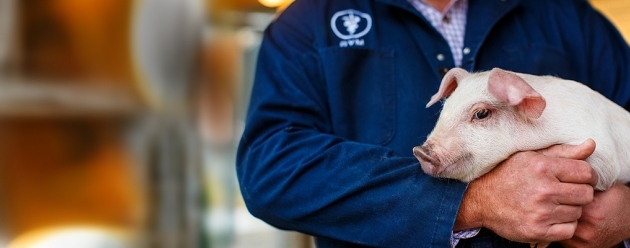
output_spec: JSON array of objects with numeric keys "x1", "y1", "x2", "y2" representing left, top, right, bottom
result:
[
  {"x1": 439, "y1": 67, "x2": 449, "y2": 77},
  {"x1": 437, "y1": 54, "x2": 445, "y2": 61}
]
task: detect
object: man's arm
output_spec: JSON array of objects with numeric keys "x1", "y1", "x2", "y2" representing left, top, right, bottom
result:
[
  {"x1": 455, "y1": 140, "x2": 598, "y2": 244},
  {"x1": 236, "y1": 1, "x2": 467, "y2": 246}
]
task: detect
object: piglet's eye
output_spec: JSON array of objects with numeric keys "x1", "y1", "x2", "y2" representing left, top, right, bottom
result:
[{"x1": 474, "y1": 109, "x2": 490, "y2": 120}]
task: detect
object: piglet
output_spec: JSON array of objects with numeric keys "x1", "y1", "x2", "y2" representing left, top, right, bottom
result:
[{"x1": 414, "y1": 67, "x2": 630, "y2": 191}]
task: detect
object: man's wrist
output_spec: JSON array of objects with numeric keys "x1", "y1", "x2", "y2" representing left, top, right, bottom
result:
[{"x1": 454, "y1": 181, "x2": 484, "y2": 231}]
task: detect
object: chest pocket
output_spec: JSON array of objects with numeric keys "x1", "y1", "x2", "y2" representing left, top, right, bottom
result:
[{"x1": 319, "y1": 47, "x2": 396, "y2": 145}]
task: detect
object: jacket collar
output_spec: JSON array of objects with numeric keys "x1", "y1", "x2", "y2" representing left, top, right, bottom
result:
[
  {"x1": 375, "y1": 0, "x2": 521, "y2": 71},
  {"x1": 375, "y1": 0, "x2": 425, "y2": 15},
  {"x1": 375, "y1": 0, "x2": 521, "y2": 17},
  {"x1": 463, "y1": 0, "x2": 521, "y2": 70}
]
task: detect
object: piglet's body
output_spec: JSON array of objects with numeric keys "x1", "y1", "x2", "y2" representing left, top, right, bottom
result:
[{"x1": 414, "y1": 68, "x2": 630, "y2": 190}]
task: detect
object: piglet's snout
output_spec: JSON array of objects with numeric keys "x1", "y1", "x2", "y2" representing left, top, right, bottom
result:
[{"x1": 413, "y1": 144, "x2": 442, "y2": 175}]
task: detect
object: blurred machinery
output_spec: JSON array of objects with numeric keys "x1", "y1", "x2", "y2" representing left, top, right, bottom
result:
[
  {"x1": 0, "y1": 118, "x2": 145, "y2": 248},
  {"x1": 0, "y1": 0, "x2": 205, "y2": 247}
]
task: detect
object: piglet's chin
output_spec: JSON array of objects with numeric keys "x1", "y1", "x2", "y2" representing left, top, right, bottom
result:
[
  {"x1": 423, "y1": 161, "x2": 462, "y2": 179},
  {"x1": 420, "y1": 161, "x2": 440, "y2": 176}
]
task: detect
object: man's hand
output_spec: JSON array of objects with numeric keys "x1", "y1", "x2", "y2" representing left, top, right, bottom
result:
[
  {"x1": 454, "y1": 139, "x2": 598, "y2": 244},
  {"x1": 560, "y1": 182, "x2": 630, "y2": 248}
]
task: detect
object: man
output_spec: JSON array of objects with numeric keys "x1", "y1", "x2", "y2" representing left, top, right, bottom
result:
[{"x1": 236, "y1": 0, "x2": 630, "y2": 246}]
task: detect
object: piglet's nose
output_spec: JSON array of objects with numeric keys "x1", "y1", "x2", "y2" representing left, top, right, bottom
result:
[
  {"x1": 413, "y1": 145, "x2": 441, "y2": 175},
  {"x1": 413, "y1": 145, "x2": 436, "y2": 164}
]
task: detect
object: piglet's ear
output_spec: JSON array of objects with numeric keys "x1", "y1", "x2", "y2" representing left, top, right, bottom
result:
[
  {"x1": 487, "y1": 68, "x2": 546, "y2": 119},
  {"x1": 426, "y1": 68, "x2": 469, "y2": 108}
]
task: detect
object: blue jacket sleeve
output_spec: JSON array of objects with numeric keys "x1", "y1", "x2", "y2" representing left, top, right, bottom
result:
[{"x1": 236, "y1": 2, "x2": 467, "y2": 247}]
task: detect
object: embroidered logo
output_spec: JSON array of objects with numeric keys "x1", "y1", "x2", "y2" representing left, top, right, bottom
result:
[{"x1": 331, "y1": 9, "x2": 371, "y2": 47}]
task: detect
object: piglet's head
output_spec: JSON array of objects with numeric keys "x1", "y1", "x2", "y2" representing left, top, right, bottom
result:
[{"x1": 414, "y1": 68, "x2": 547, "y2": 182}]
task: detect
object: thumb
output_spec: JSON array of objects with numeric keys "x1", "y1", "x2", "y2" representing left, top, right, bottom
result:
[{"x1": 537, "y1": 138, "x2": 596, "y2": 160}]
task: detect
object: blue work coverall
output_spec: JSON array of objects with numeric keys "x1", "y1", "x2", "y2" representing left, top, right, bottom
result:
[{"x1": 236, "y1": 0, "x2": 630, "y2": 246}]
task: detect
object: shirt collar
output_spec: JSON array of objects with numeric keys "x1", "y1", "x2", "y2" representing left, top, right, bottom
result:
[{"x1": 418, "y1": 0, "x2": 460, "y2": 14}]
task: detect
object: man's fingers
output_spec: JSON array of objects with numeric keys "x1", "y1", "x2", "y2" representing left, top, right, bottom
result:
[
  {"x1": 550, "y1": 205, "x2": 584, "y2": 223},
  {"x1": 538, "y1": 139, "x2": 596, "y2": 160},
  {"x1": 548, "y1": 158, "x2": 599, "y2": 187},
  {"x1": 543, "y1": 221, "x2": 578, "y2": 242},
  {"x1": 554, "y1": 183, "x2": 595, "y2": 205},
  {"x1": 535, "y1": 139, "x2": 598, "y2": 186}
]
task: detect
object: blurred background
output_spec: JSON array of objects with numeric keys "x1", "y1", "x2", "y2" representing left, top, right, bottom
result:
[{"x1": 0, "y1": 0, "x2": 627, "y2": 248}]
